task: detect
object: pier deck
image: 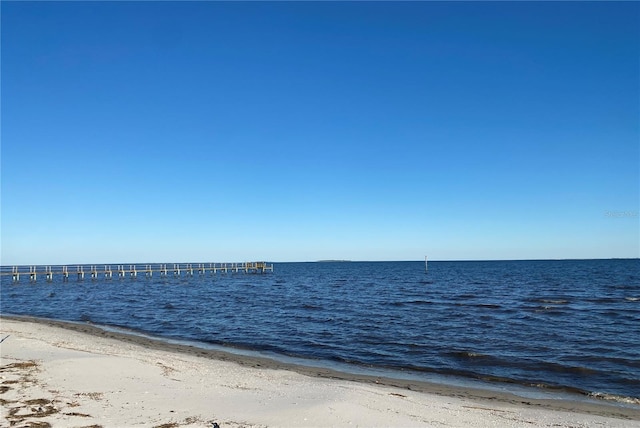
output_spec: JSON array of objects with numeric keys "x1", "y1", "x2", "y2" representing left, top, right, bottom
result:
[{"x1": 0, "y1": 262, "x2": 274, "y2": 282}]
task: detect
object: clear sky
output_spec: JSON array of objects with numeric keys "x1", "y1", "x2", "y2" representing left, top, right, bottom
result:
[{"x1": 1, "y1": 1, "x2": 638, "y2": 264}]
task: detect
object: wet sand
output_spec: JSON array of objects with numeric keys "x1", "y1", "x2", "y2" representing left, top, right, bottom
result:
[{"x1": 1, "y1": 315, "x2": 639, "y2": 427}]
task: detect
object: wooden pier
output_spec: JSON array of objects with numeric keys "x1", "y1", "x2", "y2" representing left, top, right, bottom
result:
[{"x1": 1, "y1": 262, "x2": 273, "y2": 283}]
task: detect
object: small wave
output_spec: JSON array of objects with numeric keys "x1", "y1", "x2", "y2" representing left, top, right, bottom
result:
[
  {"x1": 612, "y1": 283, "x2": 637, "y2": 290},
  {"x1": 624, "y1": 297, "x2": 640, "y2": 302},
  {"x1": 525, "y1": 382, "x2": 587, "y2": 396},
  {"x1": 387, "y1": 300, "x2": 433, "y2": 306},
  {"x1": 589, "y1": 392, "x2": 640, "y2": 405},
  {"x1": 533, "y1": 361, "x2": 599, "y2": 375},
  {"x1": 524, "y1": 297, "x2": 570, "y2": 304},
  {"x1": 456, "y1": 293, "x2": 476, "y2": 300},
  {"x1": 407, "y1": 300, "x2": 433, "y2": 305},
  {"x1": 608, "y1": 357, "x2": 640, "y2": 369},
  {"x1": 301, "y1": 303, "x2": 323, "y2": 310},
  {"x1": 537, "y1": 299, "x2": 569, "y2": 305},
  {"x1": 528, "y1": 305, "x2": 566, "y2": 314},
  {"x1": 450, "y1": 351, "x2": 488, "y2": 359},
  {"x1": 308, "y1": 340, "x2": 336, "y2": 351},
  {"x1": 387, "y1": 301, "x2": 405, "y2": 307},
  {"x1": 477, "y1": 303, "x2": 502, "y2": 309}
]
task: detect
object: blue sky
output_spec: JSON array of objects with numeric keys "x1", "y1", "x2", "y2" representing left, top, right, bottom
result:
[{"x1": 1, "y1": 1, "x2": 638, "y2": 264}]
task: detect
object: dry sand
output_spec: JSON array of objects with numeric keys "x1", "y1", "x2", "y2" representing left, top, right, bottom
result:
[{"x1": 1, "y1": 316, "x2": 639, "y2": 427}]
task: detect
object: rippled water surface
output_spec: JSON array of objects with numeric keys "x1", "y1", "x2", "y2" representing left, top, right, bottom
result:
[{"x1": 2, "y1": 259, "x2": 639, "y2": 401}]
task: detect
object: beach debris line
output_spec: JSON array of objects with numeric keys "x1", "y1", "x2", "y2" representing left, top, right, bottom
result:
[{"x1": 2, "y1": 262, "x2": 274, "y2": 283}]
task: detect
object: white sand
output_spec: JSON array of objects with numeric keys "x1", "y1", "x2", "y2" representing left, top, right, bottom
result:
[{"x1": 1, "y1": 317, "x2": 638, "y2": 427}]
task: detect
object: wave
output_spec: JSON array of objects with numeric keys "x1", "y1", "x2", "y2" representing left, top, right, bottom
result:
[
  {"x1": 526, "y1": 305, "x2": 567, "y2": 314},
  {"x1": 396, "y1": 360, "x2": 602, "y2": 398},
  {"x1": 526, "y1": 298, "x2": 570, "y2": 305},
  {"x1": 301, "y1": 303, "x2": 323, "y2": 310},
  {"x1": 532, "y1": 361, "x2": 600, "y2": 375},
  {"x1": 477, "y1": 303, "x2": 502, "y2": 309},
  {"x1": 446, "y1": 351, "x2": 618, "y2": 379},
  {"x1": 588, "y1": 392, "x2": 640, "y2": 405},
  {"x1": 449, "y1": 351, "x2": 490, "y2": 359},
  {"x1": 573, "y1": 355, "x2": 640, "y2": 369},
  {"x1": 386, "y1": 300, "x2": 433, "y2": 307}
]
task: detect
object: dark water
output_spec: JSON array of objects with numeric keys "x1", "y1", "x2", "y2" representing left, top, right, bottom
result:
[{"x1": 2, "y1": 259, "x2": 639, "y2": 403}]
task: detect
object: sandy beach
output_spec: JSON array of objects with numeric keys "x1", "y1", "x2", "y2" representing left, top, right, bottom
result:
[{"x1": 1, "y1": 316, "x2": 638, "y2": 428}]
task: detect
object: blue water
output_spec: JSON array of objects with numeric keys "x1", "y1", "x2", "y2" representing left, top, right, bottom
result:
[{"x1": 2, "y1": 259, "x2": 639, "y2": 402}]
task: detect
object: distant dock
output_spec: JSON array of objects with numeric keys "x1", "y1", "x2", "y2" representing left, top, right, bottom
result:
[{"x1": 1, "y1": 262, "x2": 274, "y2": 283}]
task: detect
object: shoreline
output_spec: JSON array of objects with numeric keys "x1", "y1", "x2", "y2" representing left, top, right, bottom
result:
[
  {"x1": 1, "y1": 315, "x2": 639, "y2": 426},
  {"x1": 3, "y1": 315, "x2": 637, "y2": 412}
]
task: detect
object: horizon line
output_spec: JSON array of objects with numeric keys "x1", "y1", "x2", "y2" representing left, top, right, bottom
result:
[{"x1": 1, "y1": 257, "x2": 638, "y2": 268}]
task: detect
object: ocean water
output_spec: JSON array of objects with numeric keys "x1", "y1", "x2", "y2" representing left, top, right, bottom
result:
[{"x1": 2, "y1": 259, "x2": 639, "y2": 403}]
